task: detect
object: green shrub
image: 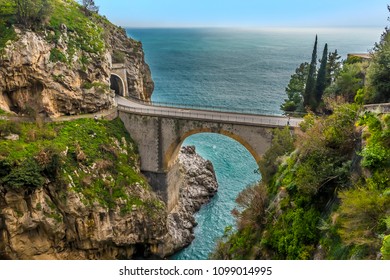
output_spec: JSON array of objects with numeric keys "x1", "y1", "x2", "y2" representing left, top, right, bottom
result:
[
  {"x1": 358, "y1": 112, "x2": 390, "y2": 169},
  {"x1": 50, "y1": 48, "x2": 67, "y2": 63},
  {"x1": 381, "y1": 235, "x2": 390, "y2": 259},
  {"x1": 82, "y1": 81, "x2": 110, "y2": 92},
  {"x1": 337, "y1": 187, "x2": 390, "y2": 249},
  {"x1": 0, "y1": 158, "x2": 12, "y2": 177},
  {"x1": 0, "y1": 120, "x2": 21, "y2": 136},
  {"x1": 360, "y1": 142, "x2": 389, "y2": 168},
  {"x1": 258, "y1": 126, "x2": 295, "y2": 186},
  {"x1": 0, "y1": 22, "x2": 16, "y2": 51},
  {"x1": 0, "y1": 0, "x2": 17, "y2": 50},
  {"x1": 112, "y1": 50, "x2": 126, "y2": 63},
  {"x1": 265, "y1": 206, "x2": 320, "y2": 259},
  {"x1": 1, "y1": 159, "x2": 44, "y2": 190}
]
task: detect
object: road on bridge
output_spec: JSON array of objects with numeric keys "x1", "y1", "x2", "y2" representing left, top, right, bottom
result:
[{"x1": 116, "y1": 96, "x2": 303, "y2": 128}]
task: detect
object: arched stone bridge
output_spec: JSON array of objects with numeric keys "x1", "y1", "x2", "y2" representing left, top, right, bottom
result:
[{"x1": 117, "y1": 96, "x2": 302, "y2": 211}]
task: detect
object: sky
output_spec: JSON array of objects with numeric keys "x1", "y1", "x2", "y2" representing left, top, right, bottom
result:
[{"x1": 94, "y1": 0, "x2": 390, "y2": 28}]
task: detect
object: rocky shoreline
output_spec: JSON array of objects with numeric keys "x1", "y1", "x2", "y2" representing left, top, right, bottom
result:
[{"x1": 164, "y1": 146, "x2": 218, "y2": 256}]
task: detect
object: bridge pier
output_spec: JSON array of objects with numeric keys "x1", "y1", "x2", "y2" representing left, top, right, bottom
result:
[{"x1": 142, "y1": 161, "x2": 183, "y2": 212}]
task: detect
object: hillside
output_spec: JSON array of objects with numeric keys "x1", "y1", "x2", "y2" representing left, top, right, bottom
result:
[
  {"x1": 0, "y1": 116, "x2": 170, "y2": 259},
  {"x1": 0, "y1": 0, "x2": 223, "y2": 260},
  {"x1": 0, "y1": 0, "x2": 153, "y2": 117},
  {"x1": 212, "y1": 24, "x2": 390, "y2": 260},
  {"x1": 212, "y1": 104, "x2": 389, "y2": 260}
]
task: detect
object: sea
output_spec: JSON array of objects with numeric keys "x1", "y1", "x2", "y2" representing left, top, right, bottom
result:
[{"x1": 126, "y1": 27, "x2": 383, "y2": 260}]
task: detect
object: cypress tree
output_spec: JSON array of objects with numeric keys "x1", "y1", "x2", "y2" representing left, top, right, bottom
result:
[
  {"x1": 315, "y1": 43, "x2": 328, "y2": 107},
  {"x1": 304, "y1": 35, "x2": 318, "y2": 110}
]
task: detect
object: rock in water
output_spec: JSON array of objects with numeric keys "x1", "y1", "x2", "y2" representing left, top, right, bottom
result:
[{"x1": 165, "y1": 146, "x2": 218, "y2": 255}]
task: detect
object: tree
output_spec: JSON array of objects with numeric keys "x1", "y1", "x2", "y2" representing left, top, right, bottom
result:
[
  {"x1": 330, "y1": 63, "x2": 366, "y2": 102},
  {"x1": 258, "y1": 126, "x2": 295, "y2": 186},
  {"x1": 304, "y1": 35, "x2": 318, "y2": 111},
  {"x1": 81, "y1": 0, "x2": 99, "y2": 15},
  {"x1": 363, "y1": 5, "x2": 390, "y2": 103},
  {"x1": 281, "y1": 62, "x2": 309, "y2": 113},
  {"x1": 367, "y1": 28, "x2": 390, "y2": 103},
  {"x1": 326, "y1": 49, "x2": 342, "y2": 85},
  {"x1": 315, "y1": 43, "x2": 328, "y2": 108},
  {"x1": 14, "y1": 0, "x2": 52, "y2": 28}
]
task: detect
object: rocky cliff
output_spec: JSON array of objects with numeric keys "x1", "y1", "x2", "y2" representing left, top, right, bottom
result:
[
  {"x1": 0, "y1": 181, "x2": 167, "y2": 259},
  {"x1": 105, "y1": 25, "x2": 154, "y2": 101},
  {"x1": 0, "y1": 0, "x2": 217, "y2": 260},
  {"x1": 164, "y1": 146, "x2": 218, "y2": 255},
  {"x1": 0, "y1": 117, "x2": 218, "y2": 260},
  {"x1": 0, "y1": 28, "x2": 112, "y2": 117},
  {"x1": 0, "y1": 118, "x2": 167, "y2": 259},
  {"x1": 0, "y1": 1, "x2": 153, "y2": 117}
]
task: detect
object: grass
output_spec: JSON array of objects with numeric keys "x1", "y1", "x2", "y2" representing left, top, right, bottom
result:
[
  {"x1": 0, "y1": 0, "x2": 107, "y2": 62},
  {"x1": 49, "y1": 48, "x2": 67, "y2": 63},
  {"x1": 0, "y1": 1, "x2": 162, "y2": 212},
  {"x1": 48, "y1": 0, "x2": 106, "y2": 56},
  {"x1": 0, "y1": 118, "x2": 163, "y2": 212},
  {"x1": 0, "y1": 0, "x2": 17, "y2": 51}
]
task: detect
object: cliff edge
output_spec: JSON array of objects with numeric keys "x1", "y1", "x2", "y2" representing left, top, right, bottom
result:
[{"x1": 0, "y1": 0, "x2": 153, "y2": 117}]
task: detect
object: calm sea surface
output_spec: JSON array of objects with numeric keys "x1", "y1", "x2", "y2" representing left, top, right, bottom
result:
[{"x1": 127, "y1": 27, "x2": 382, "y2": 259}]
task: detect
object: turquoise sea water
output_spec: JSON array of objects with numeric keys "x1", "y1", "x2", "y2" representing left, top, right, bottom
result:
[{"x1": 127, "y1": 27, "x2": 382, "y2": 259}]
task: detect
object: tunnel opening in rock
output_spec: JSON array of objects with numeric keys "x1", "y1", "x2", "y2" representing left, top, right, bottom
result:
[{"x1": 110, "y1": 74, "x2": 125, "y2": 96}]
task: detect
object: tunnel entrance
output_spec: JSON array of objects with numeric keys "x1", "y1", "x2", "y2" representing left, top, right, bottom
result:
[{"x1": 110, "y1": 74, "x2": 125, "y2": 96}]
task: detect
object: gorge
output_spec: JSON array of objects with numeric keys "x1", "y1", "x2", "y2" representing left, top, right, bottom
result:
[{"x1": 1, "y1": 0, "x2": 389, "y2": 261}]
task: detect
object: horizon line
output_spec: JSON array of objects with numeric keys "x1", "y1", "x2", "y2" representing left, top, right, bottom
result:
[{"x1": 121, "y1": 25, "x2": 385, "y2": 30}]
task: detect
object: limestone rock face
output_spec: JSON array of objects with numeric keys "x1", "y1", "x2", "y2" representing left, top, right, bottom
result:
[
  {"x1": 0, "y1": 29, "x2": 114, "y2": 117},
  {"x1": 0, "y1": 145, "x2": 218, "y2": 259},
  {"x1": 105, "y1": 26, "x2": 154, "y2": 101},
  {"x1": 164, "y1": 146, "x2": 219, "y2": 255},
  {"x1": 0, "y1": 25, "x2": 154, "y2": 117},
  {"x1": 0, "y1": 183, "x2": 167, "y2": 260}
]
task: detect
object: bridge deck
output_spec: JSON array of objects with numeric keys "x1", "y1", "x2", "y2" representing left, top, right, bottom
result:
[{"x1": 116, "y1": 97, "x2": 303, "y2": 128}]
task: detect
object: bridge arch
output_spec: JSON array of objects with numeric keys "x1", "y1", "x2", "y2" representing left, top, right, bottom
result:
[
  {"x1": 118, "y1": 109, "x2": 278, "y2": 211},
  {"x1": 110, "y1": 74, "x2": 126, "y2": 96},
  {"x1": 164, "y1": 128, "x2": 262, "y2": 171}
]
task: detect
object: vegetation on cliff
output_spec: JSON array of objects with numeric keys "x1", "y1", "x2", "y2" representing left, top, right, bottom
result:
[
  {"x1": 0, "y1": 117, "x2": 168, "y2": 259},
  {"x1": 213, "y1": 11, "x2": 390, "y2": 260},
  {"x1": 0, "y1": 0, "x2": 144, "y2": 64},
  {"x1": 0, "y1": 0, "x2": 104, "y2": 54},
  {"x1": 282, "y1": 8, "x2": 390, "y2": 114},
  {"x1": 213, "y1": 103, "x2": 389, "y2": 260},
  {"x1": 0, "y1": 0, "x2": 153, "y2": 117},
  {"x1": 0, "y1": 117, "x2": 163, "y2": 211}
]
